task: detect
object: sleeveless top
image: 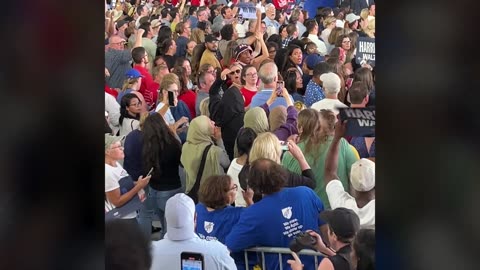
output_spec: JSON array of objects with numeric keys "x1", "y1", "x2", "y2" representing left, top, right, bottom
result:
[{"x1": 329, "y1": 244, "x2": 353, "y2": 270}]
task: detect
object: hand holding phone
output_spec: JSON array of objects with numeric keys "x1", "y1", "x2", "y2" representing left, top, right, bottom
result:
[
  {"x1": 279, "y1": 140, "x2": 289, "y2": 151},
  {"x1": 276, "y1": 81, "x2": 284, "y2": 97},
  {"x1": 146, "y1": 167, "x2": 154, "y2": 178},
  {"x1": 167, "y1": 91, "x2": 175, "y2": 106},
  {"x1": 181, "y1": 252, "x2": 204, "y2": 270}
]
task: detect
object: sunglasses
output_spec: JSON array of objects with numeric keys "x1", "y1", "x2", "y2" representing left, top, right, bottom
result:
[{"x1": 229, "y1": 69, "x2": 241, "y2": 75}]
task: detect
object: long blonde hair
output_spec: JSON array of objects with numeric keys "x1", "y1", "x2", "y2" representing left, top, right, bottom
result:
[
  {"x1": 364, "y1": 18, "x2": 375, "y2": 38},
  {"x1": 122, "y1": 77, "x2": 140, "y2": 91},
  {"x1": 297, "y1": 109, "x2": 333, "y2": 163},
  {"x1": 248, "y1": 132, "x2": 282, "y2": 164}
]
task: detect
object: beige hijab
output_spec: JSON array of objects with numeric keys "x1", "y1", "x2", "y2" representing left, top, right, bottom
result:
[
  {"x1": 244, "y1": 107, "x2": 269, "y2": 134},
  {"x1": 181, "y1": 116, "x2": 224, "y2": 193},
  {"x1": 233, "y1": 107, "x2": 269, "y2": 158},
  {"x1": 269, "y1": 106, "x2": 287, "y2": 131}
]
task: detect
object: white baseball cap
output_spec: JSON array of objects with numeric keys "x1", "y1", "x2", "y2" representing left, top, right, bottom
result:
[
  {"x1": 345, "y1": 13, "x2": 360, "y2": 24},
  {"x1": 350, "y1": 158, "x2": 375, "y2": 192}
]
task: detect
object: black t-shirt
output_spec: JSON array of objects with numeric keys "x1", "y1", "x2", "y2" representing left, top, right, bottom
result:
[{"x1": 149, "y1": 141, "x2": 182, "y2": 191}]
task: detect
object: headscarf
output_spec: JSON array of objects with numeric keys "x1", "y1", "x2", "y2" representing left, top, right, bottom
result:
[
  {"x1": 181, "y1": 115, "x2": 224, "y2": 193},
  {"x1": 269, "y1": 106, "x2": 287, "y2": 132},
  {"x1": 243, "y1": 107, "x2": 269, "y2": 135}
]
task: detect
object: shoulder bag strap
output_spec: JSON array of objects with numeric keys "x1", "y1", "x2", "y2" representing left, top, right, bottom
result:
[{"x1": 187, "y1": 144, "x2": 213, "y2": 202}]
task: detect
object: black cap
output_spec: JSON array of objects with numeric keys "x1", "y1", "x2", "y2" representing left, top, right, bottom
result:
[
  {"x1": 205, "y1": 34, "x2": 218, "y2": 43},
  {"x1": 197, "y1": 21, "x2": 208, "y2": 31},
  {"x1": 319, "y1": 208, "x2": 360, "y2": 239}
]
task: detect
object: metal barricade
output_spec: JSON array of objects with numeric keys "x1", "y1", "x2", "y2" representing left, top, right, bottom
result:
[{"x1": 243, "y1": 247, "x2": 326, "y2": 270}]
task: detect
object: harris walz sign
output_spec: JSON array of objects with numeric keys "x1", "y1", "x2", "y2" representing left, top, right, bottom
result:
[
  {"x1": 355, "y1": 37, "x2": 375, "y2": 67},
  {"x1": 339, "y1": 107, "x2": 375, "y2": 137}
]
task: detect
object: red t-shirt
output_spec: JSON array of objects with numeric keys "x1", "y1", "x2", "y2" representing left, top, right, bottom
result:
[
  {"x1": 105, "y1": 85, "x2": 118, "y2": 99},
  {"x1": 178, "y1": 90, "x2": 197, "y2": 119},
  {"x1": 190, "y1": 0, "x2": 212, "y2": 7},
  {"x1": 133, "y1": 65, "x2": 158, "y2": 110},
  {"x1": 240, "y1": 87, "x2": 257, "y2": 107}
]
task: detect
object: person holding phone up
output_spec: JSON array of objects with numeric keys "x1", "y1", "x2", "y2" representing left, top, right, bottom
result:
[
  {"x1": 249, "y1": 61, "x2": 295, "y2": 109},
  {"x1": 155, "y1": 73, "x2": 190, "y2": 139}
]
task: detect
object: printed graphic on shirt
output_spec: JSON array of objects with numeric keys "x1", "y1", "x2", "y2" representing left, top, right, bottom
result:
[
  {"x1": 282, "y1": 206, "x2": 292, "y2": 219},
  {"x1": 197, "y1": 233, "x2": 218, "y2": 241},
  {"x1": 281, "y1": 206, "x2": 303, "y2": 238},
  {"x1": 204, "y1": 221, "x2": 214, "y2": 233},
  {"x1": 282, "y1": 218, "x2": 304, "y2": 238}
]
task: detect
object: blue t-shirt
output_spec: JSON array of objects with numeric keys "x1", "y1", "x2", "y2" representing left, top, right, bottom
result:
[
  {"x1": 225, "y1": 186, "x2": 326, "y2": 270},
  {"x1": 249, "y1": 89, "x2": 294, "y2": 109},
  {"x1": 123, "y1": 129, "x2": 143, "y2": 181},
  {"x1": 116, "y1": 89, "x2": 133, "y2": 104},
  {"x1": 195, "y1": 204, "x2": 257, "y2": 269}
]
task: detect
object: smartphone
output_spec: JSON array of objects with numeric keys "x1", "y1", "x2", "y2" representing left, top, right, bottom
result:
[
  {"x1": 146, "y1": 167, "x2": 154, "y2": 177},
  {"x1": 181, "y1": 252, "x2": 204, "y2": 270},
  {"x1": 276, "y1": 81, "x2": 284, "y2": 97},
  {"x1": 279, "y1": 140, "x2": 289, "y2": 151},
  {"x1": 168, "y1": 91, "x2": 175, "y2": 107}
]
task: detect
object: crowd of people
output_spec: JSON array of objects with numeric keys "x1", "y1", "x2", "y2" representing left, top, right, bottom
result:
[{"x1": 104, "y1": 0, "x2": 375, "y2": 269}]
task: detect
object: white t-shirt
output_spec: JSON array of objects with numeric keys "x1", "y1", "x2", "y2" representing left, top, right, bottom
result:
[
  {"x1": 150, "y1": 236, "x2": 237, "y2": 270},
  {"x1": 311, "y1": 98, "x2": 348, "y2": 115},
  {"x1": 326, "y1": 180, "x2": 375, "y2": 229},
  {"x1": 308, "y1": 34, "x2": 328, "y2": 56},
  {"x1": 105, "y1": 93, "x2": 121, "y2": 134},
  {"x1": 105, "y1": 162, "x2": 137, "y2": 219},
  {"x1": 235, "y1": 22, "x2": 247, "y2": 39},
  {"x1": 119, "y1": 118, "x2": 140, "y2": 137},
  {"x1": 155, "y1": 102, "x2": 175, "y2": 125},
  {"x1": 226, "y1": 158, "x2": 246, "y2": 207}
]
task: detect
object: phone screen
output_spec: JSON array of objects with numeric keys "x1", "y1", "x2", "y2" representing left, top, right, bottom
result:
[
  {"x1": 181, "y1": 259, "x2": 203, "y2": 270},
  {"x1": 168, "y1": 91, "x2": 175, "y2": 106},
  {"x1": 181, "y1": 252, "x2": 203, "y2": 270},
  {"x1": 276, "y1": 81, "x2": 284, "y2": 96}
]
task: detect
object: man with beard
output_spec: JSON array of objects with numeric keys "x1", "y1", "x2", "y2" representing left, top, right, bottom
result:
[{"x1": 199, "y1": 34, "x2": 221, "y2": 70}]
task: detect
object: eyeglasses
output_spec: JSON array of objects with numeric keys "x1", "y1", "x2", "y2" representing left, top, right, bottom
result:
[
  {"x1": 112, "y1": 41, "x2": 126, "y2": 46},
  {"x1": 246, "y1": 72, "x2": 257, "y2": 77},
  {"x1": 129, "y1": 101, "x2": 142, "y2": 107},
  {"x1": 228, "y1": 184, "x2": 238, "y2": 191},
  {"x1": 229, "y1": 69, "x2": 241, "y2": 75}
]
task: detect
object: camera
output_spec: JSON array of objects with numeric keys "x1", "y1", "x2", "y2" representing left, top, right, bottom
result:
[{"x1": 289, "y1": 232, "x2": 317, "y2": 253}]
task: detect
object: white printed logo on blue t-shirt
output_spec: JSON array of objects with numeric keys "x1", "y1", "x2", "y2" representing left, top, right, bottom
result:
[
  {"x1": 204, "y1": 221, "x2": 214, "y2": 233},
  {"x1": 282, "y1": 207, "x2": 293, "y2": 219}
]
